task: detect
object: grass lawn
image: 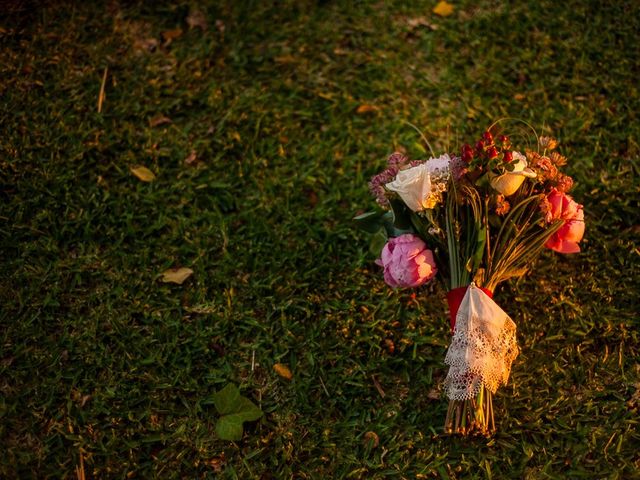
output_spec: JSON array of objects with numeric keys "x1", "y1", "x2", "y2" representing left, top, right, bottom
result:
[{"x1": 1, "y1": 0, "x2": 639, "y2": 478}]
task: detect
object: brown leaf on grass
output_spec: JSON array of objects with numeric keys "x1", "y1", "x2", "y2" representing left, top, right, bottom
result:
[
  {"x1": 356, "y1": 104, "x2": 379, "y2": 114},
  {"x1": 215, "y1": 20, "x2": 226, "y2": 34},
  {"x1": 433, "y1": 1, "x2": 455, "y2": 17},
  {"x1": 149, "y1": 115, "x2": 172, "y2": 127},
  {"x1": 514, "y1": 93, "x2": 526, "y2": 101},
  {"x1": 161, "y1": 28, "x2": 183, "y2": 44},
  {"x1": 133, "y1": 37, "x2": 159, "y2": 53},
  {"x1": 186, "y1": 9, "x2": 208, "y2": 31},
  {"x1": 273, "y1": 363, "x2": 293, "y2": 380},
  {"x1": 384, "y1": 338, "x2": 395, "y2": 354},
  {"x1": 427, "y1": 388, "x2": 440, "y2": 400},
  {"x1": 274, "y1": 55, "x2": 296, "y2": 64},
  {"x1": 206, "y1": 454, "x2": 226, "y2": 472},
  {"x1": 305, "y1": 188, "x2": 318, "y2": 207},
  {"x1": 363, "y1": 431, "x2": 380, "y2": 448},
  {"x1": 161, "y1": 267, "x2": 193, "y2": 284},
  {"x1": 371, "y1": 375, "x2": 386, "y2": 398},
  {"x1": 130, "y1": 166, "x2": 156, "y2": 182},
  {"x1": 184, "y1": 150, "x2": 199, "y2": 167},
  {"x1": 406, "y1": 16, "x2": 438, "y2": 31}
]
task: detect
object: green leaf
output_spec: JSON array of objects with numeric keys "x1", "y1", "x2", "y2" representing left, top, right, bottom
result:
[
  {"x1": 212, "y1": 383, "x2": 263, "y2": 442},
  {"x1": 212, "y1": 383, "x2": 241, "y2": 415},
  {"x1": 216, "y1": 414, "x2": 245, "y2": 441},
  {"x1": 353, "y1": 211, "x2": 385, "y2": 233},
  {"x1": 471, "y1": 223, "x2": 487, "y2": 271},
  {"x1": 389, "y1": 198, "x2": 412, "y2": 230},
  {"x1": 234, "y1": 397, "x2": 263, "y2": 422},
  {"x1": 370, "y1": 230, "x2": 387, "y2": 257}
]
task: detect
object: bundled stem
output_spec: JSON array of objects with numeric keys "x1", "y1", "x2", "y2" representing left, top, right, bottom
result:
[{"x1": 444, "y1": 384, "x2": 495, "y2": 436}]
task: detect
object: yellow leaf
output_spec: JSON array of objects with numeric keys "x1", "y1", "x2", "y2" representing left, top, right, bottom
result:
[
  {"x1": 161, "y1": 267, "x2": 194, "y2": 285},
  {"x1": 130, "y1": 166, "x2": 156, "y2": 182},
  {"x1": 356, "y1": 104, "x2": 378, "y2": 114},
  {"x1": 433, "y1": 1, "x2": 454, "y2": 17},
  {"x1": 273, "y1": 363, "x2": 293, "y2": 380}
]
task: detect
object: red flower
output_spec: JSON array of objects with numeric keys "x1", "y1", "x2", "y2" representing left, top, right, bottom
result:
[
  {"x1": 461, "y1": 144, "x2": 474, "y2": 163},
  {"x1": 544, "y1": 188, "x2": 585, "y2": 254}
]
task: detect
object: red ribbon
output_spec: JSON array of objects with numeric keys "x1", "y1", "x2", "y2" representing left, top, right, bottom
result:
[{"x1": 446, "y1": 286, "x2": 493, "y2": 332}]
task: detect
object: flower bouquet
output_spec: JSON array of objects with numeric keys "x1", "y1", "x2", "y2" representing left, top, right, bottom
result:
[{"x1": 355, "y1": 123, "x2": 585, "y2": 435}]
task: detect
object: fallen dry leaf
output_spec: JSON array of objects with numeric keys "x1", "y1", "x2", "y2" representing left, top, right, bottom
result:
[
  {"x1": 133, "y1": 37, "x2": 158, "y2": 53},
  {"x1": 206, "y1": 453, "x2": 226, "y2": 472},
  {"x1": 433, "y1": 1, "x2": 455, "y2": 17},
  {"x1": 161, "y1": 267, "x2": 194, "y2": 285},
  {"x1": 130, "y1": 166, "x2": 156, "y2": 182},
  {"x1": 427, "y1": 388, "x2": 440, "y2": 400},
  {"x1": 149, "y1": 115, "x2": 172, "y2": 127},
  {"x1": 371, "y1": 375, "x2": 386, "y2": 398},
  {"x1": 514, "y1": 93, "x2": 526, "y2": 101},
  {"x1": 363, "y1": 431, "x2": 380, "y2": 448},
  {"x1": 274, "y1": 55, "x2": 296, "y2": 64},
  {"x1": 186, "y1": 8, "x2": 208, "y2": 31},
  {"x1": 356, "y1": 104, "x2": 378, "y2": 114},
  {"x1": 406, "y1": 16, "x2": 438, "y2": 31},
  {"x1": 215, "y1": 20, "x2": 225, "y2": 33},
  {"x1": 161, "y1": 28, "x2": 183, "y2": 44},
  {"x1": 384, "y1": 338, "x2": 395, "y2": 354},
  {"x1": 273, "y1": 363, "x2": 293, "y2": 380},
  {"x1": 184, "y1": 150, "x2": 199, "y2": 167}
]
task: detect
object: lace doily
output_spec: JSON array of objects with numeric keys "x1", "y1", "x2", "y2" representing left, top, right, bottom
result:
[{"x1": 444, "y1": 284, "x2": 519, "y2": 401}]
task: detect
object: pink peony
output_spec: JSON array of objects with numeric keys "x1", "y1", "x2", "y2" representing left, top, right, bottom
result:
[
  {"x1": 376, "y1": 234, "x2": 437, "y2": 288},
  {"x1": 544, "y1": 188, "x2": 585, "y2": 254}
]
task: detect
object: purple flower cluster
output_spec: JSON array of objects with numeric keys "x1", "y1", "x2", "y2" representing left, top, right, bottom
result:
[
  {"x1": 449, "y1": 155, "x2": 467, "y2": 181},
  {"x1": 369, "y1": 152, "x2": 422, "y2": 208}
]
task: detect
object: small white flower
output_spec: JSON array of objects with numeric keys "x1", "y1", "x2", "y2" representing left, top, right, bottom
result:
[
  {"x1": 489, "y1": 151, "x2": 537, "y2": 196},
  {"x1": 385, "y1": 154, "x2": 451, "y2": 211}
]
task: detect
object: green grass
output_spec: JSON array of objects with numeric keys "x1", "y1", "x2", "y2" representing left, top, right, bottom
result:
[{"x1": 1, "y1": 0, "x2": 639, "y2": 478}]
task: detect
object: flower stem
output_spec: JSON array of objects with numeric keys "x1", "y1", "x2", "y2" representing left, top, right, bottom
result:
[{"x1": 444, "y1": 384, "x2": 496, "y2": 436}]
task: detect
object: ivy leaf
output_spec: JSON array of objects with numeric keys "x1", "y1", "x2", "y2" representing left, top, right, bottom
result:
[
  {"x1": 211, "y1": 384, "x2": 263, "y2": 441},
  {"x1": 215, "y1": 414, "x2": 245, "y2": 441},
  {"x1": 211, "y1": 383, "x2": 240, "y2": 415}
]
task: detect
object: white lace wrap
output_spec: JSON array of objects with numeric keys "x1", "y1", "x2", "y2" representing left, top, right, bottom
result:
[{"x1": 444, "y1": 284, "x2": 519, "y2": 401}]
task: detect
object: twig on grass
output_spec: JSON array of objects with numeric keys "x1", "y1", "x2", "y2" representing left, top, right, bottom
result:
[{"x1": 98, "y1": 67, "x2": 108, "y2": 113}]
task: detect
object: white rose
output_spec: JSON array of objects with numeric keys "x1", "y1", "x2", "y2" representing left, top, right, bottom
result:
[
  {"x1": 489, "y1": 151, "x2": 536, "y2": 196},
  {"x1": 386, "y1": 154, "x2": 451, "y2": 211}
]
